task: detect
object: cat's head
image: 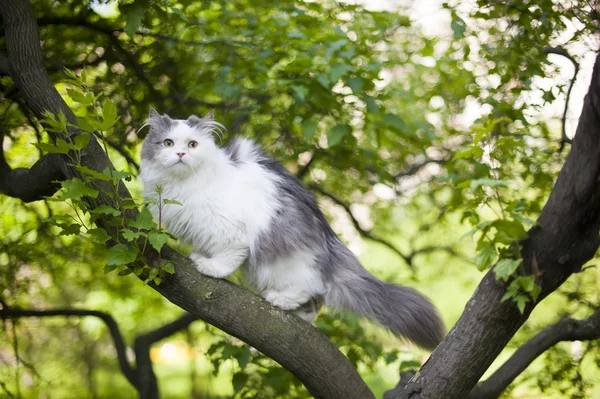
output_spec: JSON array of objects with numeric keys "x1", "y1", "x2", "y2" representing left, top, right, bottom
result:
[{"x1": 140, "y1": 108, "x2": 224, "y2": 176}]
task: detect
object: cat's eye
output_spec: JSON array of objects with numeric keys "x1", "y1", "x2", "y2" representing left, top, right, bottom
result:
[
  {"x1": 188, "y1": 141, "x2": 198, "y2": 148},
  {"x1": 163, "y1": 139, "x2": 174, "y2": 147}
]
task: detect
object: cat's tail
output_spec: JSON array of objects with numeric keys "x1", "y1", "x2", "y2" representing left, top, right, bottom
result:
[{"x1": 323, "y1": 239, "x2": 446, "y2": 351}]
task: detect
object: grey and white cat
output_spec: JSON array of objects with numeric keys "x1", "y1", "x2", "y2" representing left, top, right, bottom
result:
[{"x1": 139, "y1": 109, "x2": 445, "y2": 350}]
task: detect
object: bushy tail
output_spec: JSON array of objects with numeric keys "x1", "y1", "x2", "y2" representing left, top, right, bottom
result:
[{"x1": 324, "y1": 243, "x2": 446, "y2": 350}]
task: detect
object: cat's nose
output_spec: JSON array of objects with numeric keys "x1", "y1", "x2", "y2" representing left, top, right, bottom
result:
[{"x1": 177, "y1": 152, "x2": 186, "y2": 158}]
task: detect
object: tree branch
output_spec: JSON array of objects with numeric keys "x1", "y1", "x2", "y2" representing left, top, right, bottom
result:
[
  {"x1": 0, "y1": 2, "x2": 373, "y2": 398},
  {"x1": 0, "y1": 129, "x2": 65, "y2": 202},
  {"x1": 467, "y1": 307, "x2": 600, "y2": 399},
  {"x1": 134, "y1": 313, "x2": 199, "y2": 399},
  {"x1": 0, "y1": 306, "x2": 137, "y2": 388},
  {"x1": 310, "y1": 184, "x2": 415, "y2": 269},
  {"x1": 389, "y1": 52, "x2": 600, "y2": 399},
  {"x1": 544, "y1": 46, "x2": 580, "y2": 152}
]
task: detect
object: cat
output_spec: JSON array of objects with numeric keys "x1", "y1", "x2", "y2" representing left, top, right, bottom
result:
[{"x1": 139, "y1": 108, "x2": 446, "y2": 350}]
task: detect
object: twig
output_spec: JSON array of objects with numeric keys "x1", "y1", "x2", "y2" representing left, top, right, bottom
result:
[
  {"x1": 544, "y1": 46, "x2": 579, "y2": 152},
  {"x1": 0, "y1": 307, "x2": 137, "y2": 388},
  {"x1": 466, "y1": 307, "x2": 600, "y2": 399},
  {"x1": 310, "y1": 184, "x2": 414, "y2": 269}
]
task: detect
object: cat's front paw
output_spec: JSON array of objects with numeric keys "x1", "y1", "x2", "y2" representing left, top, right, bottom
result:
[
  {"x1": 189, "y1": 253, "x2": 227, "y2": 278},
  {"x1": 263, "y1": 290, "x2": 304, "y2": 310}
]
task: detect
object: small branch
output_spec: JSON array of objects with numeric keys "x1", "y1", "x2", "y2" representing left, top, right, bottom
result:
[
  {"x1": 0, "y1": 306, "x2": 137, "y2": 389},
  {"x1": 38, "y1": 16, "x2": 250, "y2": 48},
  {"x1": 92, "y1": 130, "x2": 140, "y2": 171},
  {"x1": 134, "y1": 313, "x2": 199, "y2": 399},
  {"x1": 137, "y1": 313, "x2": 199, "y2": 344},
  {"x1": 394, "y1": 158, "x2": 447, "y2": 181},
  {"x1": 310, "y1": 184, "x2": 414, "y2": 269},
  {"x1": 296, "y1": 151, "x2": 320, "y2": 180},
  {"x1": 544, "y1": 46, "x2": 579, "y2": 152},
  {"x1": 466, "y1": 307, "x2": 600, "y2": 399}
]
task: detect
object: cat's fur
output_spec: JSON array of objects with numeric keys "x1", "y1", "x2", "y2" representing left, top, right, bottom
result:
[{"x1": 139, "y1": 109, "x2": 446, "y2": 350}]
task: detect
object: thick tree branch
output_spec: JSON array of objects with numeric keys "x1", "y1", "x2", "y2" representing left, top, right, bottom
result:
[
  {"x1": 0, "y1": 306, "x2": 137, "y2": 387},
  {"x1": 389, "y1": 52, "x2": 600, "y2": 399},
  {"x1": 0, "y1": 2, "x2": 373, "y2": 398},
  {"x1": 467, "y1": 307, "x2": 600, "y2": 399}
]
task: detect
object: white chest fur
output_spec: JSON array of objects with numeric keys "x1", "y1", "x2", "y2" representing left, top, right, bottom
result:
[{"x1": 141, "y1": 160, "x2": 280, "y2": 257}]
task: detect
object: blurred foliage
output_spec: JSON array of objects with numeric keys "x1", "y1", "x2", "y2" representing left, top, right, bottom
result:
[{"x1": 1, "y1": 0, "x2": 600, "y2": 398}]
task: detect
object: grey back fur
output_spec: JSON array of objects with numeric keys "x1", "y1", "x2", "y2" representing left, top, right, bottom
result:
[{"x1": 233, "y1": 143, "x2": 446, "y2": 350}]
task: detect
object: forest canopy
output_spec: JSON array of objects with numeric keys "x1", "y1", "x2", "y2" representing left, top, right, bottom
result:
[{"x1": 1, "y1": 0, "x2": 600, "y2": 398}]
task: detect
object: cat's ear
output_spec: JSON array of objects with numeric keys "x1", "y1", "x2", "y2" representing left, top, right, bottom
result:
[
  {"x1": 149, "y1": 106, "x2": 160, "y2": 119},
  {"x1": 187, "y1": 115, "x2": 203, "y2": 128},
  {"x1": 203, "y1": 110, "x2": 215, "y2": 121},
  {"x1": 188, "y1": 110, "x2": 215, "y2": 128},
  {"x1": 146, "y1": 107, "x2": 173, "y2": 133}
]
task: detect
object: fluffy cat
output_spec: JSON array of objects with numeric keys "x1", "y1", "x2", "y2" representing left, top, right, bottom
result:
[{"x1": 139, "y1": 109, "x2": 445, "y2": 350}]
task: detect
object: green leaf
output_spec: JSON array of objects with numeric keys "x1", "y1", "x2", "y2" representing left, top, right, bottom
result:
[
  {"x1": 290, "y1": 85, "x2": 309, "y2": 102},
  {"x1": 118, "y1": 268, "x2": 133, "y2": 276},
  {"x1": 73, "y1": 134, "x2": 91, "y2": 150},
  {"x1": 232, "y1": 372, "x2": 248, "y2": 392},
  {"x1": 34, "y1": 138, "x2": 71, "y2": 154},
  {"x1": 148, "y1": 231, "x2": 169, "y2": 252},
  {"x1": 399, "y1": 360, "x2": 422, "y2": 370},
  {"x1": 77, "y1": 117, "x2": 96, "y2": 133},
  {"x1": 145, "y1": 267, "x2": 159, "y2": 284},
  {"x1": 475, "y1": 245, "x2": 497, "y2": 271},
  {"x1": 56, "y1": 222, "x2": 82, "y2": 236},
  {"x1": 122, "y1": 228, "x2": 143, "y2": 242},
  {"x1": 67, "y1": 88, "x2": 93, "y2": 105},
  {"x1": 470, "y1": 178, "x2": 508, "y2": 191},
  {"x1": 162, "y1": 261, "x2": 175, "y2": 274},
  {"x1": 124, "y1": 4, "x2": 144, "y2": 37},
  {"x1": 91, "y1": 205, "x2": 122, "y2": 217},
  {"x1": 97, "y1": 100, "x2": 119, "y2": 131},
  {"x1": 316, "y1": 73, "x2": 331, "y2": 89},
  {"x1": 58, "y1": 178, "x2": 99, "y2": 200},
  {"x1": 104, "y1": 264, "x2": 118, "y2": 274},
  {"x1": 451, "y1": 15, "x2": 466, "y2": 40},
  {"x1": 163, "y1": 199, "x2": 182, "y2": 206},
  {"x1": 494, "y1": 258, "x2": 522, "y2": 282},
  {"x1": 75, "y1": 166, "x2": 112, "y2": 182},
  {"x1": 236, "y1": 347, "x2": 251, "y2": 369},
  {"x1": 327, "y1": 124, "x2": 350, "y2": 147},
  {"x1": 103, "y1": 168, "x2": 132, "y2": 180},
  {"x1": 302, "y1": 120, "x2": 318, "y2": 142},
  {"x1": 88, "y1": 228, "x2": 111, "y2": 244},
  {"x1": 106, "y1": 243, "x2": 138, "y2": 266},
  {"x1": 382, "y1": 114, "x2": 407, "y2": 133},
  {"x1": 493, "y1": 219, "x2": 527, "y2": 245},
  {"x1": 346, "y1": 77, "x2": 364, "y2": 94},
  {"x1": 454, "y1": 146, "x2": 483, "y2": 160},
  {"x1": 329, "y1": 63, "x2": 353, "y2": 82},
  {"x1": 129, "y1": 210, "x2": 154, "y2": 230},
  {"x1": 516, "y1": 295, "x2": 527, "y2": 314}
]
